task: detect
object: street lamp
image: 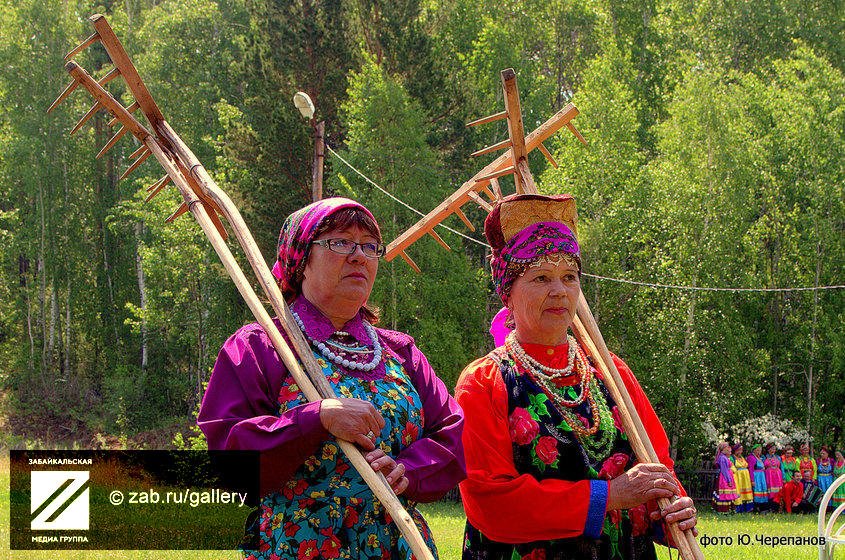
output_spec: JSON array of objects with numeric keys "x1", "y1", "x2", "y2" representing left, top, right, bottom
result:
[
  {"x1": 293, "y1": 91, "x2": 324, "y2": 202},
  {"x1": 293, "y1": 91, "x2": 315, "y2": 120}
]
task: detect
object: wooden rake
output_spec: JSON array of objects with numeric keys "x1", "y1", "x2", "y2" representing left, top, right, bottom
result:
[
  {"x1": 49, "y1": 14, "x2": 435, "y2": 560},
  {"x1": 386, "y1": 68, "x2": 705, "y2": 560},
  {"x1": 386, "y1": 68, "x2": 585, "y2": 271}
]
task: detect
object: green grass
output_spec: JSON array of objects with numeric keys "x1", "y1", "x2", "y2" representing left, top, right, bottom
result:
[
  {"x1": 418, "y1": 501, "x2": 827, "y2": 560},
  {"x1": 1, "y1": 450, "x2": 829, "y2": 559}
]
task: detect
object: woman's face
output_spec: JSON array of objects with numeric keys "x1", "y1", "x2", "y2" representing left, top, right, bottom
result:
[
  {"x1": 508, "y1": 256, "x2": 580, "y2": 346},
  {"x1": 800, "y1": 443, "x2": 809, "y2": 455},
  {"x1": 721, "y1": 444, "x2": 730, "y2": 456},
  {"x1": 753, "y1": 447, "x2": 762, "y2": 457},
  {"x1": 302, "y1": 224, "x2": 379, "y2": 324},
  {"x1": 733, "y1": 445, "x2": 744, "y2": 456},
  {"x1": 784, "y1": 446, "x2": 793, "y2": 456},
  {"x1": 837, "y1": 451, "x2": 844, "y2": 462},
  {"x1": 820, "y1": 449, "x2": 828, "y2": 459}
]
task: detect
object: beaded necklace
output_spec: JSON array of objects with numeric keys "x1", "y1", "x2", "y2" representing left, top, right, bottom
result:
[
  {"x1": 506, "y1": 333, "x2": 616, "y2": 462},
  {"x1": 506, "y1": 332, "x2": 588, "y2": 406},
  {"x1": 324, "y1": 336, "x2": 375, "y2": 355},
  {"x1": 506, "y1": 333, "x2": 577, "y2": 378},
  {"x1": 291, "y1": 311, "x2": 383, "y2": 372}
]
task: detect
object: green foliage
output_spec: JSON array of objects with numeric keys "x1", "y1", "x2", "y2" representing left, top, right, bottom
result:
[
  {"x1": 0, "y1": 0, "x2": 840, "y2": 466},
  {"x1": 329, "y1": 59, "x2": 487, "y2": 388}
]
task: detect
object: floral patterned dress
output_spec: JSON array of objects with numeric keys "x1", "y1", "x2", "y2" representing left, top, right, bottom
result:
[
  {"x1": 241, "y1": 353, "x2": 436, "y2": 560},
  {"x1": 461, "y1": 347, "x2": 661, "y2": 560},
  {"x1": 781, "y1": 455, "x2": 799, "y2": 482}
]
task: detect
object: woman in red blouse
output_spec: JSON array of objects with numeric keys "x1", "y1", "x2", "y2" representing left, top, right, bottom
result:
[{"x1": 456, "y1": 194, "x2": 697, "y2": 559}]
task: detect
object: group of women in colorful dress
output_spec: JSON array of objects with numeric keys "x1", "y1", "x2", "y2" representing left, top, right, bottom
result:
[
  {"x1": 714, "y1": 440, "x2": 845, "y2": 514},
  {"x1": 197, "y1": 194, "x2": 698, "y2": 560}
]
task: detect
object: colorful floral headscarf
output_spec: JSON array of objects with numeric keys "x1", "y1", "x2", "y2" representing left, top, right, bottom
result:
[
  {"x1": 484, "y1": 194, "x2": 581, "y2": 303},
  {"x1": 271, "y1": 197, "x2": 379, "y2": 299}
]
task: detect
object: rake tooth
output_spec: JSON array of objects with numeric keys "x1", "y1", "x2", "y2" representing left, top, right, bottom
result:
[
  {"x1": 119, "y1": 149, "x2": 152, "y2": 181},
  {"x1": 128, "y1": 144, "x2": 148, "y2": 161},
  {"x1": 200, "y1": 192, "x2": 225, "y2": 219},
  {"x1": 165, "y1": 202, "x2": 190, "y2": 224},
  {"x1": 399, "y1": 251, "x2": 421, "y2": 273},
  {"x1": 475, "y1": 165, "x2": 515, "y2": 183},
  {"x1": 98, "y1": 67, "x2": 121, "y2": 86},
  {"x1": 64, "y1": 32, "x2": 100, "y2": 60},
  {"x1": 490, "y1": 177, "x2": 503, "y2": 200},
  {"x1": 146, "y1": 175, "x2": 171, "y2": 192},
  {"x1": 453, "y1": 207, "x2": 476, "y2": 231},
  {"x1": 145, "y1": 176, "x2": 171, "y2": 202},
  {"x1": 203, "y1": 201, "x2": 229, "y2": 241},
  {"x1": 108, "y1": 101, "x2": 139, "y2": 128},
  {"x1": 70, "y1": 102, "x2": 103, "y2": 135},
  {"x1": 566, "y1": 122, "x2": 587, "y2": 145},
  {"x1": 47, "y1": 80, "x2": 79, "y2": 113},
  {"x1": 467, "y1": 190, "x2": 494, "y2": 213},
  {"x1": 481, "y1": 185, "x2": 497, "y2": 201},
  {"x1": 428, "y1": 229, "x2": 451, "y2": 251},
  {"x1": 471, "y1": 139, "x2": 512, "y2": 158},
  {"x1": 537, "y1": 142, "x2": 558, "y2": 168},
  {"x1": 466, "y1": 110, "x2": 508, "y2": 127},
  {"x1": 96, "y1": 126, "x2": 128, "y2": 159}
]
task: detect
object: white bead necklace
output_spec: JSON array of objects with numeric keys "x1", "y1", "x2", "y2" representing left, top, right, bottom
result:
[
  {"x1": 506, "y1": 331, "x2": 577, "y2": 378},
  {"x1": 291, "y1": 311, "x2": 383, "y2": 372}
]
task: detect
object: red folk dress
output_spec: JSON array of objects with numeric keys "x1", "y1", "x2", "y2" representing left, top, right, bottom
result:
[{"x1": 456, "y1": 340, "x2": 683, "y2": 560}]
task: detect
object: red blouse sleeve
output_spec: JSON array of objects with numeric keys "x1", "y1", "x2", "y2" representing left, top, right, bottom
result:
[{"x1": 455, "y1": 357, "x2": 607, "y2": 543}]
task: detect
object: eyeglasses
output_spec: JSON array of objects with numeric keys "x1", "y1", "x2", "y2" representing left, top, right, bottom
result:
[{"x1": 311, "y1": 238, "x2": 386, "y2": 258}]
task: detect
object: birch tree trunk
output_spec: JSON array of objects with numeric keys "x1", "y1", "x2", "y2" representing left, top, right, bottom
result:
[
  {"x1": 37, "y1": 177, "x2": 47, "y2": 377},
  {"x1": 135, "y1": 221, "x2": 148, "y2": 371},
  {"x1": 806, "y1": 236, "x2": 821, "y2": 442},
  {"x1": 64, "y1": 285, "x2": 72, "y2": 377}
]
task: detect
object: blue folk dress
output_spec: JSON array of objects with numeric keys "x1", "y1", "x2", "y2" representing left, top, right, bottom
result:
[
  {"x1": 818, "y1": 460, "x2": 834, "y2": 494},
  {"x1": 750, "y1": 455, "x2": 768, "y2": 505},
  {"x1": 242, "y1": 352, "x2": 436, "y2": 560}
]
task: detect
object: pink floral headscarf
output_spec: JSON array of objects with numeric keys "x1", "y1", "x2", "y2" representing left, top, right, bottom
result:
[{"x1": 271, "y1": 197, "x2": 379, "y2": 299}]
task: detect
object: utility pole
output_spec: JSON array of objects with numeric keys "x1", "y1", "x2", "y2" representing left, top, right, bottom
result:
[
  {"x1": 294, "y1": 92, "x2": 325, "y2": 202},
  {"x1": 312, "y1": 120, "x2": 324, "y2": 202}
]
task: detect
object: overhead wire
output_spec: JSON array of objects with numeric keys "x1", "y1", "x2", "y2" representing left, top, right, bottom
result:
[{"x1": 326, "y1": 145, "x2": 843, "y2": 293}]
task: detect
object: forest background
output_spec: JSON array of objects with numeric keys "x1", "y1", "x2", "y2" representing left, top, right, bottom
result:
[{"x1": 0, "y1": 0, "x2": 842, "y2": 470}]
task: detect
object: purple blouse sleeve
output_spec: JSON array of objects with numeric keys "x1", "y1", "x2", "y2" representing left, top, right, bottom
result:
[
  {"x1": 747, "y1": 455, "x2": 758, "y2": 476},
  {"x1": 718, "y1": 455, "x2": 733, "y2": 480},
  {"x1": 383, "y1": 332, "x2": 467, "y2": 503},
  {"x1": 197, "y1": 322, "x2": 329, "y2": 492}
]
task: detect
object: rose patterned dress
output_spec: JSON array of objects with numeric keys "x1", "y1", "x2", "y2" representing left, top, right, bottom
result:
[
  {"x1": 241, "y1": 354, "x2": 436, "y2": 559},
  {"x1": 457, "y1": 342, "x2": 683, "y2": 560}
]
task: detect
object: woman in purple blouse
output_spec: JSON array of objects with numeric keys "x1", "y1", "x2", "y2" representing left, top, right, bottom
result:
[{"x1": 197, "y1": 197, "x2": 465, "y2": 559}]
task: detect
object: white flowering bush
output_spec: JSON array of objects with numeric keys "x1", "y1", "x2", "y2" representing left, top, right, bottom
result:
[
  {"x1": 701, "y1": 421, "x2": 727, "y2": 447},
  {"x1": 729, "y1": 413, "x2": 811, "y2": 448}
]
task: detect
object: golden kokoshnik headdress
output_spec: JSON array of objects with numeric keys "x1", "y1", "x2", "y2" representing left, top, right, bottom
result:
[{"x1": 484, "y1": 193, "x2": 580, "y2": 301}]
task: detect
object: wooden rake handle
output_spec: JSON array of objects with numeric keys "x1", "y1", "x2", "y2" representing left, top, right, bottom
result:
[
  {"x1": 56, "y1": 44, "x2": 435, "y2": 560},
  {"x1": 572, "y1": 293, "x2": 704, "y2": 560}
]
